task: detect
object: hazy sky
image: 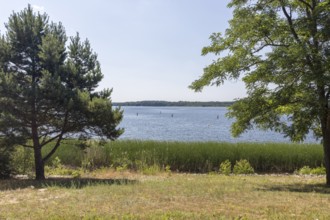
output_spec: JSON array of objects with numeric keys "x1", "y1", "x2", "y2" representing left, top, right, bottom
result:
[{"x1": 0, "y1": 0, "x2": 246, "y2": 102}]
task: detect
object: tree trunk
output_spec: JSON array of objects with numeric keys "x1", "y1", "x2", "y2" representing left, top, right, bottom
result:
[
  {"x1": 322, "y1": 109, "x2": 330, "y2": 186},
  {"x1": 323, "y1": 128, "x2": 330, "y2": 185},
  {"x1": 34, "y1": 145, "x2": 45, "y2": 180},
  {"x1": 324, "y1": 146, "x2": 330, "y2": 186},
  {"x1": 32, "y1": 110, "x2": 44, "y2": 180},
  {"x1": 31, "y1": 73, "x2": 45, "y2": 180}
]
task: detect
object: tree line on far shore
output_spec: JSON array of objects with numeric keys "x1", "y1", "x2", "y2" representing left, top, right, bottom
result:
[{"x1": 113, "y1": 101, "x2": 234, "y2": 107}]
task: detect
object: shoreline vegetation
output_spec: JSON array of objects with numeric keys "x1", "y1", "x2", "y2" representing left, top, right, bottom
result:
[
  {"x1": 11, "y1": 140, "x2": 324, "y2": 177},
  {"x1": 4, "y1": 140, "x2": 329, "y2": 219},
  {"x1": 113, "y1": 100, "x2": 234, "y2": 107}
]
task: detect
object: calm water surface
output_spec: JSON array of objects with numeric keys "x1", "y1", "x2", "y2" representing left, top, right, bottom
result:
[{"x1": 118, "y1": 106, "x2": 317, "y2": 143}]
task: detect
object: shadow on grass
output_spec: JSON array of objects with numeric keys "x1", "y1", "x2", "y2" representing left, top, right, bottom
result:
[
  {"x1": 0, "y1": 177, "x2": 138, "y2": 191},
  {"x1": 259, "y1": 183, "x2": 330, "y2": 194}
]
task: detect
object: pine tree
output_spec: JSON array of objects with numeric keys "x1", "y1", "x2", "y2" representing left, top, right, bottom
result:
[{"x1": 0, "y1": 5, "x2": 123, "y2": 180}]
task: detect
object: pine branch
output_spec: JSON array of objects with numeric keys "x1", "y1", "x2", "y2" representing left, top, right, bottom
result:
[
  {"x1": 40, "y1": 133, "x2": 62, "y2": 147},
  {"x1": 42, "y1": 110, "x2": 69, "y2": 162}
]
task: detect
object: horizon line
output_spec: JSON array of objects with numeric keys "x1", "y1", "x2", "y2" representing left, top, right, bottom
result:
[{"x1": 112, "y1": 100, "x2": 236, "y2": 103}]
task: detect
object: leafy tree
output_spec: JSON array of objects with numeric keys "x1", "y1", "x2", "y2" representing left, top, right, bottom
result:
[
  {"x1": 0, "y1": 5, "x2": 123, "y2": 180},
  {"x1": 190, "y1": 0, "x2": 330, "y2": 184}
]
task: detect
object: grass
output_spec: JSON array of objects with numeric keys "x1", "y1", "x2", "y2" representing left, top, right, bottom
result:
[{"x1": 1, "y1": 171, "x2": 330, "y2": 219}]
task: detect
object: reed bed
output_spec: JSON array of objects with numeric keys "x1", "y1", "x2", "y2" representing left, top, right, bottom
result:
[{"x1": 37, "y1": 140, "x2": 324, "y2": 174}]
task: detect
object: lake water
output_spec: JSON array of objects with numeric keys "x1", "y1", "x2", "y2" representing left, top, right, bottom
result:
[{"x1": 118, "y1": 106, "x2": 318, "y2": 143}]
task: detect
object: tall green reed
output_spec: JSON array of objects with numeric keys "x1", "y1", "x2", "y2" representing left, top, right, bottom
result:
[{"x1": 11, "y1": 140, "x2": 324, "y2": 174}]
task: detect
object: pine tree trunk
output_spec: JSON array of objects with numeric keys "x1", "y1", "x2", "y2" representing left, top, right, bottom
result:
[
  {"x1": 32, "y1": 111, "x2": 45, "y2": 180},
  {"x1": 34, "y1": 146, "x2": 45, "y2": 180}
]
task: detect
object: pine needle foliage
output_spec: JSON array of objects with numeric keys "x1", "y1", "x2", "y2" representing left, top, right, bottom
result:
[{"x1": 0, "y1": 5, "x2": 123, "y2": 179}]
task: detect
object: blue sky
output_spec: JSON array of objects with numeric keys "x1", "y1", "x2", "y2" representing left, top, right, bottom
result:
[{"x1": 0, "y1": 0, "x2": 246, "y2": 102}]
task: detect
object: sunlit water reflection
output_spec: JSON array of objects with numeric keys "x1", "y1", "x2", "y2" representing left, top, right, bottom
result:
[{"x1": 118, "y1": 106, "x2": 317, "y2": 143}]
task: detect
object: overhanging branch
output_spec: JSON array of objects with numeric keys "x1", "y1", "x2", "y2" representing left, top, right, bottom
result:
[
  {"x1": 42, "y1": 110, "x2": 69, "y2": 162},
  {"x1": 297, "y1": 0, "x2": 313, "y2": 10},
  {"x1": 40, "y1": 133, "x2": 62, "y2": 147},
  {"x1": 280, "y1": 1, "x2": 302, "y2": 44},
  {"x1": 22, "y1": 144, "x2": 34, "y2": 149}
]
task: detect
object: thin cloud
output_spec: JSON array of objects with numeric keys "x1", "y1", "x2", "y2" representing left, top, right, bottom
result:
[{"x1": 32, "y1": 5, "x2": 45, "y2": 13}]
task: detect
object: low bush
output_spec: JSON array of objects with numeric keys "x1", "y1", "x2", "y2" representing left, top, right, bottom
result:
[
  {"x1": 298, "y1": 166, "x2": 312, "y2": 175},
  {"x1": 310, "y1": 166, "x2": 326, "y2": 175},
  {"x1": 233, "y1": 159, "x2": 254, "y2": 174},
  {"x1": 298, "y1": 166, "x2": 326, "y2": 175},
  {"x1": 219, "y1": 160, "x2": 232, "y2": 175},
  {"x1": 45, "y1": 157, "x2": 82, "y2": 178},
  {"x1": 141, "y1": 164, "x2": 161, "y2": 175},
  {"x1": 11, "y1": 146, "x2": 35, "y2": 175}
]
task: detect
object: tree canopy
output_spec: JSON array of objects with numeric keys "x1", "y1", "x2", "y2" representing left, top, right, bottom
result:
[
  {"x1": 0, "y1": 5, "x2": 123, "y2": 179},
  {"x1": 190, "y1": 0, "x2": 330, "y2": 184}
]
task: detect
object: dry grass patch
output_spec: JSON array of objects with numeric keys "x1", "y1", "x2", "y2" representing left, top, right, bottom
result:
[{"x1": 0, "y1": 171, "x2": 330, "y2": 219}]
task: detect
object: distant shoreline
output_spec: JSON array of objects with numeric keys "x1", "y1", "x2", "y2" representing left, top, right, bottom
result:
[{"x1": 113, "y1": 101, "x2": 234, "y2": 107}]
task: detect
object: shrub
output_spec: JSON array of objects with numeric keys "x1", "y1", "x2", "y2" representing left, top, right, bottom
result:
[
  {"x1": 10, "y1": 146, "x2": 34, "y2": 175},
  {"x1": 111, "y1": 152, "x2": 133, "y2": 171},
  {"x1": 45, "y1": 156, "x2": 82, "y2": 177},
  {"x1": 298, "y1": 166, "x2": 312, "y2": 175},
  {"x1": 52, "y1": 156, "x2": 62, "y2": 169},
  {"x1": 165, "y1": 165, "x2": 171, "y2": 175},
  {"x1": 298, "y1": 166, "x2": 326, "y2": 175},
  {"x1": 310, "y1": 166, "x2": 326, "y2": 175},
  {"x1": 233, "y1": 159, "x2": 254, "y2": 174},
  {"x1": 219, "y1": 160, "x2": 232, "y2": 175},
  {"x1": 0, "y1": 147, "x2": 12, "y2": 179},
  {"x1": 141, "y1": 164, "x2": 161, "y2": 175},
  {"x1": 115, "y1": 164, "x2": 128, "y2": 172}
]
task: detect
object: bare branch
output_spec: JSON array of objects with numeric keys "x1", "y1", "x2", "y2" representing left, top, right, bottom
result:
[
  {"x1": 297, "y1": 0, "x2": 313, "y2": 10},
  {"x1": 279, "y1": 0, "x2": 317, "y2": 72},
  {"x1": 22, "y1": 144, "x2": 34, "y2": 149},
  {"x1": 39, "y1": 128, "x2": 62, "y2": 144},
  {"x1": 40, "y1": 134, "x2": 62, "y2": 147},
  {"x1": 280, "y1": 1, "x2": 302, "y2": 44},
  {"x1": 264, "y1": 36, "x2": 290, "y2": 47}
]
